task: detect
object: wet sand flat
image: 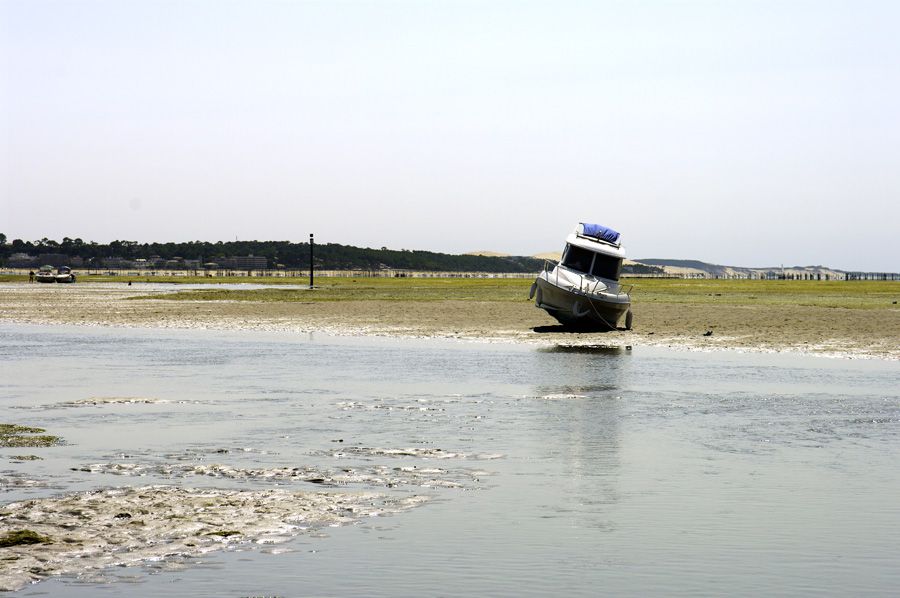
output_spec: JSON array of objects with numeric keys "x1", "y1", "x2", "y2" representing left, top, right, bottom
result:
[{"x1": 0, "y1": 281, "x2": 898, "y2": 359}]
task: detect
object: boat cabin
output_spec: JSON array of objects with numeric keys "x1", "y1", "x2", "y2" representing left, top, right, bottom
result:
[
  {"x1": 558, "y1": 223, "x2": 626, "y2": 282},
  {"x1": 560, "y1": 244, "x2": 623, "y2": 281}
]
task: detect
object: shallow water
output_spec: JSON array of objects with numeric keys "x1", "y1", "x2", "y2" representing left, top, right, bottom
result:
[{"x1": 2, "y1": 323, "x2": 899, "y2": 596}]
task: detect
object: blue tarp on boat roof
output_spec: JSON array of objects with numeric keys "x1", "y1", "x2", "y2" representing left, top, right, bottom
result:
[{"x1": 579, "y1": 223, "x2": 620, "y2": 244}]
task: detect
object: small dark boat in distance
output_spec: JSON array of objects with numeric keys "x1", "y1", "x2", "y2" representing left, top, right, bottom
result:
[{"x1": 530, "y1": 223, "x2": 632, "y2": 331}]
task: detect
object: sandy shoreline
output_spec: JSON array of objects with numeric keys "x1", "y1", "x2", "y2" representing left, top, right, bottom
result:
[{"x1": 1, "y1": 282, "x2": 898, "y2": 360}]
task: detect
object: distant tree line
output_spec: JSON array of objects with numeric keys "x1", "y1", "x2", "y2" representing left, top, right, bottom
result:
[
  {"x1": 0, "y1": 235, "x2": 545, "y2": 273},
  {"x1": 621, "y1": 262, "x2": 665, "y2": 275}
]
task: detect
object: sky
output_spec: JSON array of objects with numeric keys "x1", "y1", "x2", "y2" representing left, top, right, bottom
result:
[{"x1": 2, "y1": 0, "x2": 898, "y2": 271}]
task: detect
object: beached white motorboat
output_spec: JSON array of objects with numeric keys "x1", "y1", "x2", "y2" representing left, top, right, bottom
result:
[
  {"x1": 35, "y1": 265, "x2": 57, "y2": 283},
  {"x1": 530, "y1": 223, "x2": 632, "y2": 331},
  {"x1": 55, "y1": 266, "x2": 76, "y2": 283},
  {"x1": 35, "y1": 265, "x2": 76, "y2": 283}
]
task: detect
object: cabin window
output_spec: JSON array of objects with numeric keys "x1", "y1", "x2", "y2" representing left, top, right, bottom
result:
[
  {"x1": 562, "y1": 244, "x2": 623, "y2": 280},
  {"x1": 561, "y1": 245, "x2": 593, "y2": 274},
  {"x1": 590, "y1": 253, "x2": 622, "y2": 281}
]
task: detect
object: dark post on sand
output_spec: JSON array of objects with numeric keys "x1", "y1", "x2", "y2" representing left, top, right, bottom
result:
[{"x1": 309, "y1": 233, "x2": 314, "y2": 289}]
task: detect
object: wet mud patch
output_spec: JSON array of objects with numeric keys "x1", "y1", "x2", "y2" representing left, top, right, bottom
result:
[
  {"x1": 72, "y1": 460, "x2": 490, "y2": 490},
  {"x1": 158, "y1": 446, "x2": 276, "y2": 461},
  {"x1": 323, "y1": 446, "x2": 503, "y2": 461},
  {"x1": 8, "y1": 455, "x2": 42, "y2": 462},
  {"x1": 49, "y1": 396, "x2": 200, "y2": 409},
  {"x1": 69, "y1": 443, "x2": 500, "y2": 490},
  {"x1": 537, "y1": 393, "x2": 589, "y2": 400},
  {"x1": 0, "y1": 472, "x2": 49, "y2": 492},
  {"x1": 336, "y1": 398, "x2": 457, "y2": 413},
  {"x1": 0, "y1": 485, "x2": 427, "y2": 591}
]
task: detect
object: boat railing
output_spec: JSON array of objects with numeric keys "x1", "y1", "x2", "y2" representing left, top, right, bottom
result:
[{"x1": 543, "y1": 260, "x2": 632, "y2": 298}]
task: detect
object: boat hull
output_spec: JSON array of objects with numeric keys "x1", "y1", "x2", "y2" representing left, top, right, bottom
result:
[
  {"x1": 533, "y1": 276, "x2": 630, "y2": 331},
  {"x1": 36, "y1": 275, "x2": 56, "y2": 283}
]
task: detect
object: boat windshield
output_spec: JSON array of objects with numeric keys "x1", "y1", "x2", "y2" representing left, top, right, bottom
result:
[
  {"x1": 590, "y1": 253, "x2": 622, "y2": 280},
  {"x1": 561, "y1": 244, "x2": 622, "y2": 281},
  {"x1": 561, "y1": 245, "x2": 594, "y2": 273}
]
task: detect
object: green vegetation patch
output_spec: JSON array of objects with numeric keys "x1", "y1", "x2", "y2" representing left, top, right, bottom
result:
[
  {"x1": 135, "y1": 277, "x2": 533, "y2": 303},
  {"x1": 628, "y1": 279, "x2": 899, "y2": 310},
  {"x1": 82, "y1": 274, "x2": 314, "y2": 285},
  {"x1": 132, "y1": 276, "x2": 900, "y2": 311},
  {"x1": 0, "y1": 424, "x2": 62, "y2": 448},
  {"x1": 0, "y1": 530, "x2": 53, "y2": 548}
]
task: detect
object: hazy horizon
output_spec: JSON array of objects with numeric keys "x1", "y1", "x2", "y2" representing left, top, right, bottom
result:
[{"x1": 3, "y1": 1, "x2": 898, "y2": 271}]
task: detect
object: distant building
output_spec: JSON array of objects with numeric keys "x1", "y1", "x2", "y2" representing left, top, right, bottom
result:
[
  {"x1": 224, "y1": 255, "x2": 268, "y2": 270},
  {"x1": 102, "y1": 257, "x2": 132, "y2": 269},
  {"x1": 7, "y1": 253, "x2": 37, "y2": 267}
]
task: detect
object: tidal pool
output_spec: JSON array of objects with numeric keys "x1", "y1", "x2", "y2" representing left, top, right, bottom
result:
[{"x1": 1, "y1": 323, "x2": 898, "y2": 596}]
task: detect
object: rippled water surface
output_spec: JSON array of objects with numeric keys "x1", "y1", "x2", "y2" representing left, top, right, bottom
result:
[{"x1": 2, "y1": 323, "x2": 899, "y2": 596}]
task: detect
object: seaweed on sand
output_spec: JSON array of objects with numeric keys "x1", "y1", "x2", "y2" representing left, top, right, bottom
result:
[
  {"x1": 0, "y1": 424, "x2": 62, "y2": 448},
  {"x1": 0, "y1": 530, "x2": 52, "y2": 548}
]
